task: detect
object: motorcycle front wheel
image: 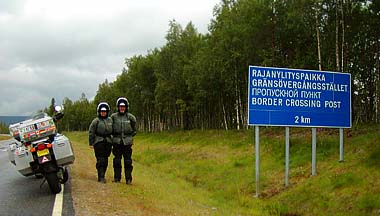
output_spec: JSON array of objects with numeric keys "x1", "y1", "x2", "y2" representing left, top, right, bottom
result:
[{"x1": 46, "y1": 172, "x2": 62, "y2": 194}]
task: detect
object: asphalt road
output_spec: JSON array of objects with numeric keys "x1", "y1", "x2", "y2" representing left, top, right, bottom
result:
[{"x1": 0, "y1": 139, "x2": 75, "y2": 216}]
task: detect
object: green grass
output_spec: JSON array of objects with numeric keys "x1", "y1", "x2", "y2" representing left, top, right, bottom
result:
[
  {"x1": 0, "y1": 135, "x2": 10, "y2": 141},
  {"x1": 67, "y1": 125, "x2": 380, "y2": 215}
]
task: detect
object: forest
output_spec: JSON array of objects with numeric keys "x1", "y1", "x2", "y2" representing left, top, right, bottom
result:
[{"x1": 49, "y1": 0, "x2": 380, "y2": 132}]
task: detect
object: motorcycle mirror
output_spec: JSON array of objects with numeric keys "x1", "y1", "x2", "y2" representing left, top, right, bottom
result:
[
  {"x1": 54, "y1": 105, "x2": 63, "y2": 112},
  {"x1": 53, "y1": 105, "x2": 64, "y2": 122}
]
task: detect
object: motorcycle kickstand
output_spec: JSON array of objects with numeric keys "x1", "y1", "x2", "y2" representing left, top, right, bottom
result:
[{"x1": 40, "y1": 177, "x2": 47, "y2": 188}]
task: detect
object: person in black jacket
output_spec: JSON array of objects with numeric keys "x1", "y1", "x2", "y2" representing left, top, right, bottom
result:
[
  {"x1": 88, "y1": 102, "x2": 113, "y2": 183},
  {"x1": 111, "y1": 97, "x2": 137, "y2": 184}
]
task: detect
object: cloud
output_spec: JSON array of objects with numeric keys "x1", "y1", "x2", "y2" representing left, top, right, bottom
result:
[{"x1": 0, "y1": 0, "x2": 219, "y2": 115}]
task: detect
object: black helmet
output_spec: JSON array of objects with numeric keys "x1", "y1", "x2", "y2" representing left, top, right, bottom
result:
[
  {"x1": 97, "y1": 102, "x2": 110, "y2": 118},
  {"x1": 116, "y1": 97, "x2": 129, "y2": 113}
]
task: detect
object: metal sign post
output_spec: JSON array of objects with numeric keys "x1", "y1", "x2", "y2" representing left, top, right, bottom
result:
[
  {"x1": 285, "y1": 127, "x2": 290, "y2": 187},
  {"x1": 339, "y1": 128, "x2": 344, "y2": 162},
  {"x1": 312, "y1": 128, "x2": 317, "y2": 176},
  {"x1": 255, "y1": 126, "x2": 260, "y2": 197}
]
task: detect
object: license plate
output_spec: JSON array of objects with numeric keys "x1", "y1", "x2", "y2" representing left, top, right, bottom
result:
[{"x1": 37, "y1": 148, "x2": 49, "y2": 157}]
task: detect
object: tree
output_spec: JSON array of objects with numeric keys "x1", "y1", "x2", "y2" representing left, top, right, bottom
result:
[
  {"x1": 48, "y1": 98, "x2": 56, "y2": 116},
  {"x1": 0, "y1": 121, "x2": 9, "y2": 134},
  {"x1": 46, "y1": 0, "x2": 380, "y2": 131}
]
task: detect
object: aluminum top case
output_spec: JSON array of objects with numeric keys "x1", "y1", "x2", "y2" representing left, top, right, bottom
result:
[{"x1": 14, "y1": 113, "x2": 57, "y2": 143}]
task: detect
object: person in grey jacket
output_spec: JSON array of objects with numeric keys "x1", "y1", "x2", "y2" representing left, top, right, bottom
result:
[
  {"x1": 111, "y1": 97, "x2": 137, "y2": 184},
  {"x1": 88, "y1": 102, "x2": 113, "y2": 183}
]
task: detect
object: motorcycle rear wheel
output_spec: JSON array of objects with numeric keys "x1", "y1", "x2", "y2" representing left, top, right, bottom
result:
[
  {"x1": 59, "y1": 167, "x2": 69, "y2": 184},
  {"x1": 46, "y1": 172, "x2": 62, "y2": 194}
]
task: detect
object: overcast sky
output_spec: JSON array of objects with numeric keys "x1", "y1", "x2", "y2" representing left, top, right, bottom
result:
[{"x1": 0, "y1": 0, "x2": 220, "y2": 116}]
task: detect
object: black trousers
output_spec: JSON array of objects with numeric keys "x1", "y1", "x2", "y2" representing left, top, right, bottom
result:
[
  {"x1": 112, "y1": 144, "x2": 133, "y2": 181},
  {"x1": 93, "y1": 142, "x2": 112, "y2": 179}
]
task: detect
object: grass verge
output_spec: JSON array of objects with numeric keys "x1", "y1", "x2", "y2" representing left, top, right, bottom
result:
[
  {"x1": 68, "y1": 125, "x2": 380, "y2": 215},
  {"x1": 0, "y1": 135, "x2": 10, "y2": 141}
]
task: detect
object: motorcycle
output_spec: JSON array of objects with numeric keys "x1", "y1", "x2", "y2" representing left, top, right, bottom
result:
[{"x1": 7, "y1": 106, "x2": 75, "y2": 194}]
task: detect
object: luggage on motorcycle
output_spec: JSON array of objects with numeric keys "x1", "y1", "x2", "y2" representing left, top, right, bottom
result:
[
  {"x1": 9, "y1": 122, "x2": 22, "y2": 141},
  {"x1": 7, "y1": 141, "x2": 17, "y2": 165},
  {"x1": 52, "y1": 134, "x2": 75, "y2": 166},
  {"x1": 13, "y1": 143, "x2": 35, "y2": 176},
  {"x1": 16, "y1": 113, "x2": 57, "y2": 143},
  {"x1": 9, "y1": 134, "x2": 75, "y2": 176}
]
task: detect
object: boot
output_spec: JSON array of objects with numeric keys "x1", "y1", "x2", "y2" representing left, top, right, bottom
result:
[
  {"x1": 98, "y1": 165, "x2": 106, "y2": 184},
  {"x1": 126, "y1": 177, "x2": 132, "y2": 185},
  {"x1": 113, "y1": 165, "x2": 121, "y2": 182},
  {"x1": 125, "y1": 167, "x2": 133, "y2": 185}
]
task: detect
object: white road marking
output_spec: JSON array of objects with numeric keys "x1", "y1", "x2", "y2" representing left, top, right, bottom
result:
[{"x1": 52, "y1": 184, "x2": 64, "y2": 216}]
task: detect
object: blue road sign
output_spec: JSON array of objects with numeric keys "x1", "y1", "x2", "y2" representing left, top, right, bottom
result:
[{"x1": 248, "y1": 66, "x2": 351, "y2": 128}]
